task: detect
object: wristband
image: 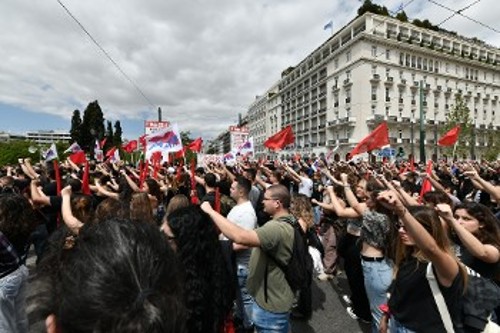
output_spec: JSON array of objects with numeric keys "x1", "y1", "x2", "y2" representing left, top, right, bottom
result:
[{"x1": 379, "y1": 303, "x2": 391, "y2": 316}]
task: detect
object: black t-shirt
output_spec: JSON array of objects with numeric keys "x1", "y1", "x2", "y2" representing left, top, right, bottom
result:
[
  {"x1": 389, "y1": 257, "x2": 464, "y2": 333},
  {"x1": 456, "y1": 243, "x2": 499, "y2": 282}
]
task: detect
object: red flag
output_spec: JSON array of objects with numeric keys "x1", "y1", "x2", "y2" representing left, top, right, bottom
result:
[
  {"x1": 140, "y1": 160, "x2": 149, "y2": 190},
  {"x1": 105, "y1": 147, "x2": 117, "y2": 158},
  {"x1": 82, "y1": 161, "x2": 91, "y2": 195},
  {"x1": 53, "y1": 160, "x2": 61, "y2": 195},
  {"x1": 69, "y1": 151, "x2": 87, "y2": 165},
  {"x1": 438, "y1": 126, "x2": 460, "y2": 146},
  {"x1": 174, "y1": 147, "x2": 186, "y2": 160},
  {"x1": 187, "y1": 137, "x2": 203, "y2": 152},
  {"x1": 419, "y1": 160, "x2": 433, "y2": 202},
  {"x1": 151, "y1": 151, "x2": 162, "y2": 179},
  {"x1": 139, "y1": 134, "x2": 147, "y2": 146},
  {"x1": 190, "y1": 159, "x2": 199, "y2": 205},
  {"x1": 122, "y1": 140, "x2": 138, "y2": 153},
  {"x1": 349, "y1": 122, "x2": 389, "y2": 156},
  {"x1": 214, "y1": 187, "x2": 221, "y2": 213},
  {"x1": 264, "y1": 126, "x2": 295, "y2": 151}
]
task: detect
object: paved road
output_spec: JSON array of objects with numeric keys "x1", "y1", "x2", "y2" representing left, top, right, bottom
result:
[{"x1": 26, "y1": 250, "x2": 370, "y2": 333}]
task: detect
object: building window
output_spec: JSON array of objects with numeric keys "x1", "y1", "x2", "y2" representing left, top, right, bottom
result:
[
  {"x1": 372, "y1": 65, "x2": 377, "y2": 75},
  {"x1": 346, "y1": 70, "x2": 351, "y2": 79},
  {"x1": 385, "y1": 87, "x2": 390, "y2": 101},
  {"x1": 423, "y1": 59, "x2": 427, "y2": 71},
  {"x1": 411, "y1": 55, "x2": 416, "y2": 68},
  {"x1": 371, "y1": 104, "x2": 376, "y2": 115},
  {"x1": 334, "y1": 58, "x2": 339, "y2": 69},
  {"x1": 406, "y1": 54, "x2": 410, "y2": 67},
  {"x1": 346, "y1": 50, "x2": 351, "y2": 62},
  {"x1": 372, "y1": 46, "x2": 377, "y2": 57},
  {"x1": 386, "y1": 49, "x2": 391, "y2": 60},
  {"x1": 398, "y1": 129, "x2": 403, "y2": 139},
  {"x1": 399, "y1": 70, "x2": 404, "y2": 79},
  {"x1": 385, "y1": 106, "x2": 390, "y2": 116},
  {"x1": 399, "y1": 52, "x2": 404, "y2": 65},
  {"x1": 386, "y1": 68, "x2": 390, "y2": 78},
  {"x1": 371, "y1": 86, "x2": 377, "y2": 101}
]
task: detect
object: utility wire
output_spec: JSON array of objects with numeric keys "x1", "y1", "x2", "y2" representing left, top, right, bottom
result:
[
  {"x1": 427, "y1": 0, "x2": 500, "y2": 34},
  {"x1": 55, "y1": 0, "x2": 156, "y2": 107},
  {"x1": 435, "y1": 0, "x2": 481, "y2": 27}
]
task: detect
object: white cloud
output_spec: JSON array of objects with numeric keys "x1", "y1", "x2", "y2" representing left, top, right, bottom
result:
[{"x1": 0, "y1": 0, "x2": 498, "y2": 139}]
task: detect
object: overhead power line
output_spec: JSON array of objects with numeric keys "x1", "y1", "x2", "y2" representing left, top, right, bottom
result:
[
  {"x1": 427, "y1": 0, "x2": 500, "y2": 34},
  {"x1": 435, "y1": 0, "x2": 481, "y2": 27},
  {"x1": 55, "y1": 0, "x2": 156, "y2": 107}
]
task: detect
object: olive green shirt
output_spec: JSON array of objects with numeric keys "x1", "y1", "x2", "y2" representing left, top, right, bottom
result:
[{"x1": 247, "y1": 217, "x2": 295, "y2": 313}]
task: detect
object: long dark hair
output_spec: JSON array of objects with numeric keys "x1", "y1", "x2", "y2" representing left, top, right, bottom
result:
[
  {"x1": 37, "y1": 219, "x2": 186, "y2": 333},
  {"x1": 454, "y1": 202, "x2": 500, "y2": 250},
  {"x1": 167, "y1": 206, "x2": 233, "y2": 333}
]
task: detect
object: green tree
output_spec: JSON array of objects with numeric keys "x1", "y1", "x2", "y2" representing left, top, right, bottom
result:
[
  {"x1": 113, "y1": 121, "x2": 123, "y2": 148},
  {"x1": 395, "y1": 10, "x2": 408, "y2": 22},
  {"x1": 105, "y1": 120, "x2": 114, "y2": 150},
  {"x1": 440, "y1": 95, "x2": 473, "y2": 159},
  {"x1": 69, "y1": 110, "x2": 83, "y2": 144},
  {"x1": 80, "y1": 101, "x2": 105, "y2": 154},
  {"x1": 482, "y1": 128, "x2": 500, "y2": 161}
]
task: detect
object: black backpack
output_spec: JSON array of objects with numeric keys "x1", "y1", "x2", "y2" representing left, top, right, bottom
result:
[{"x1": 264, "y1": 215, "x2": 313, "y2": 302}]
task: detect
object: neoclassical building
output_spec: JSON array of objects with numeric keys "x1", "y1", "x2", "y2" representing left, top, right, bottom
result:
[{"x1": 245, "y1": 11, "x2": 500, "y2": 161}]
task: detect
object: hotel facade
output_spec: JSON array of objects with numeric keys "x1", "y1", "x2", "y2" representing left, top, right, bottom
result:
[{"x1": 245, "y1": 12, "x2": 500, "y2": 161}]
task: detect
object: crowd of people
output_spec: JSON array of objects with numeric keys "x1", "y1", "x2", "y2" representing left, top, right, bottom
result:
[{"x1": 0, "y1": 154, "x2": 499, "y2": 333}]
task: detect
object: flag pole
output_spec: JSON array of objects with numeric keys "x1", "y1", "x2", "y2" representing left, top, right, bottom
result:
[{"x1": 452, "y1": 141, "x2": 458, "y2": 159}]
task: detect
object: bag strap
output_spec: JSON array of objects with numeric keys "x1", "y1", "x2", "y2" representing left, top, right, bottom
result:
[{"x1": 426, "y1": 263, "x2": 455, "y2": 333}]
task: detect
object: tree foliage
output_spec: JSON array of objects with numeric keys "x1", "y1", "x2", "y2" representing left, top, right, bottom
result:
[
  {"x1": 395, "y1": 10, "x2": 408, "y2": 22},
  {"x1": 441, "y1": 95, "x2": 473, "y2": 158},
  {"x1": 80, "y1": 101, "x2": 105, "y2": 154},
  {"x1": 357, "y1": 0, "x2": 389, "y2": 17},
  {"x1": 113, "y1": 121, "x2": 123, "y2": 148},
  {"x1": 69, "y1": 110, "x2": 83, "y2": 144},
  {"x1": 105, "y1": 121, "x2": 114, "y2": 151}
]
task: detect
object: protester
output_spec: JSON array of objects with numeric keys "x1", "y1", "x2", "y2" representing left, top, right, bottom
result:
[
  {"x1": 36, "y1": 218, "x2": 186, "y2": 333},
  {"x1": 163, "y1": 206, "x2": 233, "y2": 333},
  {"x1": 0, "y1": 194, "x2": 39, "y2": 333},
  {"x1": 201, "y1": 184, "x2": 296, "y2": 333}
]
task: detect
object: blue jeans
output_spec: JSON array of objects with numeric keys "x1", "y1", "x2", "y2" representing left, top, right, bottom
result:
[
  {"x1": 361, "y1": 258, "x2": 393, "y2": 333},
  {"x1": 237, "y1": 265, "x2": 254, "y2": 328},
  {"x1": 390, "y1": 318, "x2": 416, "y2": 333},
  {"x1": 313, "y1": 206, "x2": 322, "y2": 225},
  {"x1": 0, "y1": 265, "x2": 29, "y2": 333},
  {"x1": 252, "y1": 302, "x2": 290, "y2": 333}
]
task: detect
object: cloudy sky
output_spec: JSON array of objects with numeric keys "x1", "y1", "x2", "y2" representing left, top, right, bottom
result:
[{"x1": 0, "y1": 0, "x2": 498, "y2": 141}]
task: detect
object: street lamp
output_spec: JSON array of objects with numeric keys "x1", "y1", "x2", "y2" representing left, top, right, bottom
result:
[{"x1": 410, "y1": 115, "x2": 415, "y2": 160}]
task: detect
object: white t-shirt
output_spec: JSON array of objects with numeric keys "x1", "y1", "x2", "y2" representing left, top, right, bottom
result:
[
  {"x1": 226, "y1": 201, "x2": 257, "y2": 267},
  {"x1": 298, "y1": 176, "x2": 313, "y2": 197}
]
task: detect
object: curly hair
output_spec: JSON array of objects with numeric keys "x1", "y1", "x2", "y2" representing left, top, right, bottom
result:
[
  {"x1": 167, "y1": 206, "x2": 233, "y2": 333},
  {"x1": 36, "y1": 219, "x2": 186, "y2": 333},
  {"x1": 0, "y1": 193, "x2": 38, "y2": 242},
  {"x1": 290, "y1": 194, "x2": 314, "y2": 229}
]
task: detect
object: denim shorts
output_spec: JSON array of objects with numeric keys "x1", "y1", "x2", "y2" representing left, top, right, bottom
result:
[{"x1": 0, "y1": 265, "x2": 29, "y2": 333}]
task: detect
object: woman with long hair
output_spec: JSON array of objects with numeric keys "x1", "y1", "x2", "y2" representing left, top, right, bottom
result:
[
  {"x1": 442, "y1": 202, "x2": 500, "y2": 280},
  {"x1": 289, "y1": 194, "x2": 322, "y2": 318},
  {"x1": 377, "y1": 193, "x2": 467, "y2": 333},
  {"x1": 162, "y1": 206, "x2": 233, "y2": 333},
  {"x1": 336, "y1": 173, "x2": 396, "y2": 332}
]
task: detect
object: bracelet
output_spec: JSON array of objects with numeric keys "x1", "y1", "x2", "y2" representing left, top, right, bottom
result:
[{"x1": 343, "y1": 184, "x2": 351, "y2": 188}]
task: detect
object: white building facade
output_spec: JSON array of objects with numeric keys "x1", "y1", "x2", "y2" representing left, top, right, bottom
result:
[{"x1": 246, "y1": 12, "x2": 500, "y2": 161}]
